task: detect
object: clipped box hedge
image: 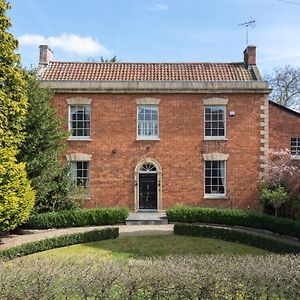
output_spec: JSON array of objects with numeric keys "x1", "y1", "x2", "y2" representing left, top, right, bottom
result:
[
  {"x1": 24, "y1": 208, "x2": 129, "y2": 229},
  {"x1": 0, "y1": 227, "x2": 119, "y2": 260},
  {"x1": 174, "y1": 223, "x2": 300, "y2": 254},
  {"x1": 167, "y1": 206, "x2": 300, "y2": 239}
]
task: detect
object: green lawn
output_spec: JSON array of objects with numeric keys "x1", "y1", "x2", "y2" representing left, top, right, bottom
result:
[{"x1": 32, "y1": 234, "x2": 268, "y2": 259}]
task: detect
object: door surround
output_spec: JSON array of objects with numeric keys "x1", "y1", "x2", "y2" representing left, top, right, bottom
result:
[{"x1": 134, "y1": 158, "x2": 162, "y2": 211}]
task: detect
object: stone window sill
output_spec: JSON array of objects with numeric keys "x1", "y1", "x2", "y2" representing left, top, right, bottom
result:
[
  {"x1": 136, "y1": 137, "x2": 160, "y2": 141},
  {"x1": 68, "y1": 137, "x2": 92, "y2": 142},
  {"x1": 291, "y1": 155, "x2": 300, "y2": 160},
  {"x1": 204, "y1": 194, "x2": 227, "y2": 200},
  {"x1": 204, "y1": 137, "x2": 228, "y2": 141}
]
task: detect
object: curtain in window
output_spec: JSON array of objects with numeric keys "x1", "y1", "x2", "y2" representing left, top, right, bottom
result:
[{"x1": 219, "y1": 161, "x2": 225, "y2": 191}]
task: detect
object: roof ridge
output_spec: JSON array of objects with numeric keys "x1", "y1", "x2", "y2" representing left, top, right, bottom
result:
[{"x1": 48, "y1": 61, "x2": 245, "y2": 65}]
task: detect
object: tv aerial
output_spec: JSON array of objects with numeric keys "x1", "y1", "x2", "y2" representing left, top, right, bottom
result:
[{"x1": 238, "y1": 19, "x2": 255, "y2": 45}]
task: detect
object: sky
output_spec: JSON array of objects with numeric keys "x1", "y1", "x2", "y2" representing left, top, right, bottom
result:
[{"x1": 7, "y1": 0, "x2": 300, "y2": 75}]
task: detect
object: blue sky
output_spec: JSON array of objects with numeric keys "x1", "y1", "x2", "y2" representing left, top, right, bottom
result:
[{"x1": 8, "y1": 0, "x2": 300, "y2": 75}]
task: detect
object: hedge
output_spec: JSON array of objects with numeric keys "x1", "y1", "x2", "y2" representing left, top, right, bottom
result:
[
  {"x1": 24, "y1": 208, "x2": 129, "y2": 229},
  {"x1": 167, "y1": 206, "x2": 300, "y2": 239},
  {"x1": 174, "y1": 223, "x2": 300, "y2": 254},
  {"x1": 0, "y1": 227, "x2": 119, "y2": 260}
]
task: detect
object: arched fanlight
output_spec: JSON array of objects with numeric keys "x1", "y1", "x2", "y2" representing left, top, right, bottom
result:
[{"x1": 140, "y1": 163, "x2": 157, "y2": 172}]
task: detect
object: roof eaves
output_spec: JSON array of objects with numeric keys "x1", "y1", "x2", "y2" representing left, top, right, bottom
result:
[{"x1": 269, "y1": 100, "x2": 300, "y2": 117}]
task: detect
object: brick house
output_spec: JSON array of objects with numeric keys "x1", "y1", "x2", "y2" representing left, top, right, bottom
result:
[
  {"x1": 39, "y1": 45, "x2": 276, "y2": 211},
  {"x1": 269, "y1": 101, "x2": 300, "y2": 158}
]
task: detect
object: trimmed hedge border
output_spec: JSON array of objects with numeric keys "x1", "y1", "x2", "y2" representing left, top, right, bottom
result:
[
  {"x1": 24, "y1": 208, "x2": 129, "y2": 229},
  {"x1": 174, "y1": 223, "x2": 300, "y2": 254},
  {"x1": 0, "y1": 227, "x2": 119, "y2": 260},
  {"x1": 167, "y1": 206, "x2": 300, "y2": 239}
]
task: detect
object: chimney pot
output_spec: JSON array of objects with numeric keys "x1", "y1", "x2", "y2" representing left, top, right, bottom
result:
[
  {"x1": 39, "y1": 45, "x2": 53, "y2": 65},
  {"x1": 244, "y1": 45, "x2": 256, "y2": 68}
]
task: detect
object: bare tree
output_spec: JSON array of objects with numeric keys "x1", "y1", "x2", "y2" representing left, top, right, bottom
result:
[{"x1": 265, "y1": 65, "x2": 300, "y2": 111}]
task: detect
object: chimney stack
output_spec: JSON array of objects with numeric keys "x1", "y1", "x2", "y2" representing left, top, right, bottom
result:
[
  {"x1": 243, "y1": 45, "x2": 256, "y2": 68},
  {"x1": 39, "y1": 45, "x2": 53, "y2": 65}
]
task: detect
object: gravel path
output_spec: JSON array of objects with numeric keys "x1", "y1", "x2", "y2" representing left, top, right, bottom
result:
[{"x1": 0, "y1": 224, "x2": 174, "y2": 250}]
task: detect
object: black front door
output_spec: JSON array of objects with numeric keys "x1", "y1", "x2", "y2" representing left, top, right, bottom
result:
[{"x1": 139, "y1": 173, "x2": 157, "y2": 210}]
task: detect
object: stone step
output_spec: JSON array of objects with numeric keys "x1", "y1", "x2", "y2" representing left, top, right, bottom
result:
[{"x1": 126, "y1": 212, "x2": 168, "y2": 226}]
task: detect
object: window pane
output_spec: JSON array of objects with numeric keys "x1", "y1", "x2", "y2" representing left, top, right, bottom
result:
[
  {"x1": 291, "y1": 137, "x2": 300, "y2": 155},
  {"x1": 205, "y1": 129, "x2": 211, "y2": 136},
  {"x1": 152, "y1": 111, "x2": 158, "y2": 120},
  {"x1": 77, "y1": 112, "x2": 84, "y2": 120},
  {"x1": 212, "y1": 113, "x2": 218, "y2": 120},
  {"x1": 204, "y1": 106, "x2": 225, "y2": 137},
  {"x1": 145, "y1": 112, "x2": 151, "y2": 121},
  {"x1": 137, "y1": 105, "x2": 159, "y2": 138},
  {"x1": 69, "y1": 105, "x2": 91, "y2": 137},
  {"x1": 71, "y1": 161, "x2": 90, "y2": 189},
  {"x1": 205, "y1": 186, "x2": 211, "y2": 194},
  {"x1": 212, "y1": 129, "x2": 218, "y2": 136},
  {"x1": 205, "y1": 160, "x2": 226, "y2": 195}
]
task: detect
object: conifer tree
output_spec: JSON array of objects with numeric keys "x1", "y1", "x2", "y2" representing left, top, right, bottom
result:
[
  {"x1": 0, "y1": 0, "x2": 34, "y2": 232},
  {"x1": 19, "y1": 73, "x2": 74, "y2": 213}
]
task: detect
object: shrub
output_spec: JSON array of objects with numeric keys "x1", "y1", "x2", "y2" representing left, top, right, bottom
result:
[
  {"x1": 18, "y1": 73, "x2": 74, "y2": 214},
  {"x1": 0, "y1": 255, "x2": 299, "y2": 299},
  {"x1": 0, "y1": 149, "x2": 35, "y2": 232},
  {"x1": 174, "y1": 223, "x2": 300, "y2": 254},
  {"x1": 166, "y1": 206, "x2": 300, "y2": 239},
  {"x1": 0, "y1": 227, "x2": 118, "y2": 260},
  {"x1": 261, "y1": 185, "x2": 288, "y2": 216},
  {"x1": 24, "y1": 207, "x2": 129, "y2": 229}
]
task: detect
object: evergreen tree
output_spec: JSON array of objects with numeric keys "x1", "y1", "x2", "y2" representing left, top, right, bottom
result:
[
  {"x1": 19, "y1": 73, "x2": 74, "y2": 213},
  {"x1": 0, "y1": 0, "x2": 34, "y2": 232}
]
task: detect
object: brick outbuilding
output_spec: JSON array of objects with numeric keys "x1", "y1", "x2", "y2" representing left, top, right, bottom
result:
[
  {"x1": 39, "y1": 45, "x2": 293, "y2": 212},
  {"x1": 269, "y1": 101, "x2": 300, "y2": 157}
]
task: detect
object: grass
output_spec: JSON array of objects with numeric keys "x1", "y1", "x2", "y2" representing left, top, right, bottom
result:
[{"x1": 31, "y1": 235, "x2": 269, "y2": 259}]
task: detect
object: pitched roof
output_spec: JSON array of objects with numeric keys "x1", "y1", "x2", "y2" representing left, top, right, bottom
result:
[
  {"x1": 269, "y1": 101, "x2": 300, "y2": 117},
  {"x1": 40, "y1": 61, "x2": 256, "y2": 82}
]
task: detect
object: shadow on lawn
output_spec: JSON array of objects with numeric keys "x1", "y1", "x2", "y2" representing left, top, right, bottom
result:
[{"x1": 78, "y1": 235, "x2": 269, "y2": 258}]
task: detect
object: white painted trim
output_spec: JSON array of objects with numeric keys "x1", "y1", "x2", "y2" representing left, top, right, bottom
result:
[
  {"x1": 291, "y1": 155, "x2": 300, "y2": 160},
  {"x1": 204, "y1": 194, "x2": 227, "y2": 199},
  {"x1": 134, "y1": 158, "x2": 162, "y2": 212},
  {"x1": 136, "y1": 138, "x2": 160, "y2": 141},
  {"x1": 203, "y1": 97, "x2": 228, "y2": 105},
  {"x1": 204, "y1": 105, "x2": 227, "y2": 140},
  {"x1": 66, "y1": 153, "x2": 92, "y2": 161},
  {"x1": 136, "y1": 97, "x2": 160, "y2": 105},
  {"x1": 68, "y1": 104, "x2": 91, "y2": 139},
  {"x1": 68, "y1": 137, "x2": 92, "y2": 141},
  {"x1": 67, "y1": 97, "x2": 92, "y2": 105},
  {"x1": 204, "y1": 137, "x2": 228, "y2": 141},
  {"x1": 203, "y1": 153, "x2": 229, "y2": 161},
  {"x1": 136, "y1": 105, "x2": 159, "y2": 140},
  {"x1": 203, "y1": 160, "x2": 227, "y2": 199}
]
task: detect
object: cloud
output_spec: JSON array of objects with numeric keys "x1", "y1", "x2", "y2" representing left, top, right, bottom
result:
[
  {"x1": 18, "y1": 33, "x2": 109, "y2": 56},
  {"x1": 147, "y1": 3, "x2": 169, "y2": 11}
]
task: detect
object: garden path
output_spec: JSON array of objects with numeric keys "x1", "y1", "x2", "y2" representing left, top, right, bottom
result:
[{"x1": 0, "y1": 224, "x2": 174, "y2": 250}]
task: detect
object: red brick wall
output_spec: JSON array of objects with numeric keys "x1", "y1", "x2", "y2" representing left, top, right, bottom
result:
[
  {"x1": 269, "y1": 102, "x2": 300, "y2": 152},
  {"x1": 53, "y1": 93, "x2": 265, "y2": 211}
]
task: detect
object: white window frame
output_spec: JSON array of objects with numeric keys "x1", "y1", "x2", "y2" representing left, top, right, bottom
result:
[
  {"x1": 291, "y1": 137, "x2": 300, "y2": 159},
  {"x1": 136, "y1": 105, "x2": 159, "y2": 140},
  {"x1": 68, "y1": 104, "x2": 91, "y2": 140},
  {"x1": 204, "y1": 160, "x2": 226, "y2": 199},
  {"x1": 204, "y1": 105, "x2": 226, "y2": 140},
  {"x1": 70, "y1": 161, "x2": 90, "y2": 189}
]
